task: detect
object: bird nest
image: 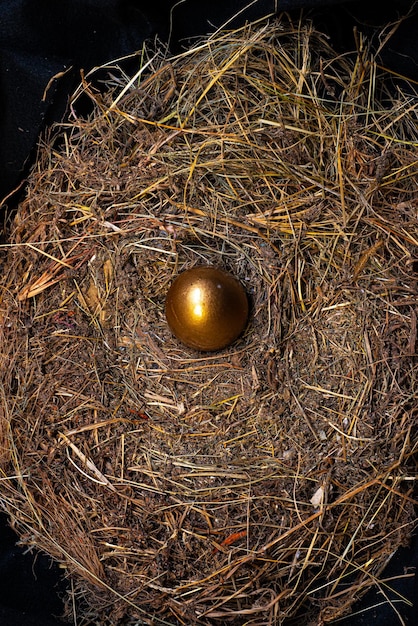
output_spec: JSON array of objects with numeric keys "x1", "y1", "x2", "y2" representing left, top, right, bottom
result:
[{"x1": 0, "y1": 16, "x2": 417, "y2": 626}]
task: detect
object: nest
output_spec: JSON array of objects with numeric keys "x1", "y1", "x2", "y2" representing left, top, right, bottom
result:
[{"x1": 1, "y1": 16, "x2": 417, "y2": 626}]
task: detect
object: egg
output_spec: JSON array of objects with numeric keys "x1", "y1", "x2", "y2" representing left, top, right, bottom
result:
[{"x1": 165, "y1": 267, "x2": 249, "y2": 351}]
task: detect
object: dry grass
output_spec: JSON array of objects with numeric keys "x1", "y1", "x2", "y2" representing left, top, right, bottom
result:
[{"x1": 0, "y1": 15, "x2": 417, "y2": 626}]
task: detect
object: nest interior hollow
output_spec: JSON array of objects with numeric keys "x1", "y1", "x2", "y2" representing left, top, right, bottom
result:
[{"x1": 0, "y1": 16, "x2": 417, "y2": 626}]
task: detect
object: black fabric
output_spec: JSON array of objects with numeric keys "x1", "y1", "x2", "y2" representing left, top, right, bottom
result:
[
  {"x1": 0, "y1": 606, "x2": 63, "y2": 626},
  {"x1": 0, "y1": 514, "x2": 64, "y2": 625},
  {"x1": 0, "y1": 1, "x2": 417, "y2": 624}
]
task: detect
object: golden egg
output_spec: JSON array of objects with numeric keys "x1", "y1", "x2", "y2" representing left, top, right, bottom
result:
[{"x1": 165, "y1": 267, "x2": 249, "y2": 351}]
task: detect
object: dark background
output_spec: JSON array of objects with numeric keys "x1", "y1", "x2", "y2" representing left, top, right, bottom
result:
[{"x1": 0, "y1": 1, "x2": 417, "y2": 624}]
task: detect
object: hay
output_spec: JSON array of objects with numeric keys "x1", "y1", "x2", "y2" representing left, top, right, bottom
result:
[{"x1": 0, "y1": 15, "x2": 417, "y2": 626}]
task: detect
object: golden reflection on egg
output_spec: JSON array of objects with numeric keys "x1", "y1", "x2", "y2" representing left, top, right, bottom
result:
[{"x1": 165, "y1": 267, "x2": 249, "y2": 351}]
